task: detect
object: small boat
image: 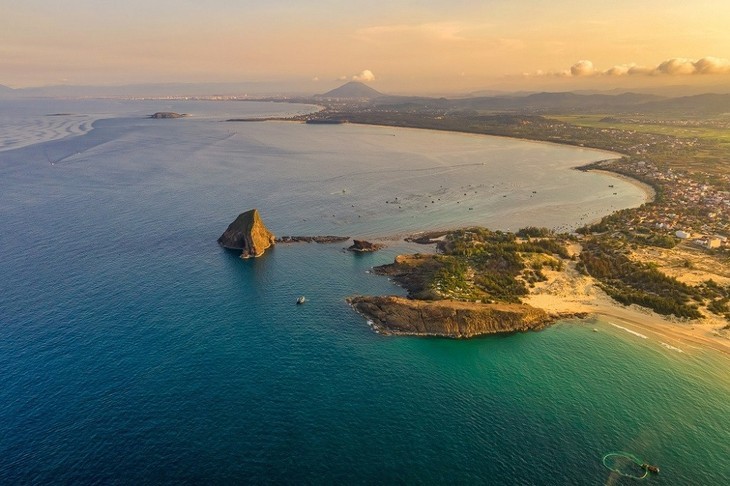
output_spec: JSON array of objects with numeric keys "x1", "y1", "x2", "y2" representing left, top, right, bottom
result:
[
  {"x1": 641, "y1": 464, "x2": 660, "y2": 474},
  {"x1": 296, "y1": 296, "x2": 306, "y2": 305}
]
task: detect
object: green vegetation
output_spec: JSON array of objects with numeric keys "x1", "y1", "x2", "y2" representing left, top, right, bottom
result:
[
  {"x1": 307, "y1": 101, "x2": 729, "y2": 323},
  {"x1": 578, "y1": 239, "x2": 703, "y2": 319},
  {"x1": 378, "y1": 227, "x2": 570, "y2": 304},
  {"x1": 551, "y1": 115, "x2": 730, "y2": 148}
]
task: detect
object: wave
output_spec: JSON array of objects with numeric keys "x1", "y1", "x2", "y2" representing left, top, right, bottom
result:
[
  {"x1": 609, "y1": 322, "x2": 648, "y2": 339},
  {"x1": 661, "y1": 342, "x2": 684, "y2": 353}
]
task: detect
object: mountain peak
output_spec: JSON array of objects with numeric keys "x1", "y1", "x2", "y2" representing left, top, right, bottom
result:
[{"x1": 317, "y1": 81, "x2": 383, "y2": 99}]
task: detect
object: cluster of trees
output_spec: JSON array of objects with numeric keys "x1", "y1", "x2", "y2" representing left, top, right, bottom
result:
[
  {"x1": 424, "y1": 227, "x2": 570, "y2": 303},
  {"x1": 699, "y1": 280, "x2": 730, "y2": 322},
  {"x1": 516, "y1": 226, "x2": 554, "y2": 238},
  {"x1": 578, "y1": 241, "x2": 703, "y2": 319}
]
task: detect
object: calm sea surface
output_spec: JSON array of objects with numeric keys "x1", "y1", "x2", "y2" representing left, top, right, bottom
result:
[{"x1": 1, "y1": 100, "x2": 728, "y2": 484}]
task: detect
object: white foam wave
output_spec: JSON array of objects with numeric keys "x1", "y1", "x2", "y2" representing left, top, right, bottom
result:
[
  {"x1": 609, "y1": 322, "x2": 648, "y2": 339},
  {"x1": 660, "y1": 342, "x2": 684, "y2": 353}
]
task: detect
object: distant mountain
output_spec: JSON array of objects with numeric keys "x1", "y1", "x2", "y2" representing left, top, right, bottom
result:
[
  {"x1": 0, "y1": 84, "x2": 15, "y2": 98},
  {"x1": 635, "y1": 93, "x2": 730, "y2": 116},
  {"x1": 316, "y1": 81, "x2": 383, "y2": 99},
  {"x1": 449, "y1": 92, "x2": 666, "y2": 113}
]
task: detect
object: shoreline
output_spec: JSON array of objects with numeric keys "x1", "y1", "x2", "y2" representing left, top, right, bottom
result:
[
  {"x1": 523, "y1": 260, "x2": 730, "y2": 358},
  {"x1": 588, "y1": 168, "x2": 656, "y2": 203},
  {"x1": 227, "y1": 107, "x2": 726, "y2": 357}
]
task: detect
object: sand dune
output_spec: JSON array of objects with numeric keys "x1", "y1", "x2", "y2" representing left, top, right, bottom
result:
[{"x1": 524, "y1": 256, "x2": 730, "y2": 357}]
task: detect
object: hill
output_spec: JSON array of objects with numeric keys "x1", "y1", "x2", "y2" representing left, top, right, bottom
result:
[
  {"x1": 637, "y1": 93, "x2": 730, "y2": 116},
  {"x1": 317, "y1": 81, "x2": 383, "y2": 99},
  {"x1": 0, "y1": 84, "x2": 15, "y2": 98}
]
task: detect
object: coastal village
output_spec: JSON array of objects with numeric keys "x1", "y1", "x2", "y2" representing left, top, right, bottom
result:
[
  {"x1": 585, "y1": 157, "x2": 729, "y2": 250},
  {"x1": 286, "y1": 98, "x2": 730, "y2": 341}
]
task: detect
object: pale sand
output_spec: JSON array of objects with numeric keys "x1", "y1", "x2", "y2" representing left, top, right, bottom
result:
[{"x1": 524, "y1": 255, "x2": 730, "y2": 357}]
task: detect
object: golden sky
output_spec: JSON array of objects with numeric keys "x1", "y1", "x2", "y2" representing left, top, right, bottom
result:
[{"x1": 2, "y1": 0, "x2": 730, "y2": 93}]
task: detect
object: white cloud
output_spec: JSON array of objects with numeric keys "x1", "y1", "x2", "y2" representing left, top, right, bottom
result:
[
  {"x1": 570, "y1": 60, "x2": 595, "y2": 77},
  {"x1": 654, "y1": 58, "x2": 696, "y2": 75},
  {"x1": 352, "y1": 69, "x2": 375, "y2": 82},
  {"x1": 533, "y1": 56, "x2": 730, "y2": 78},
  {"x1": 692, "y1": 56, "x2": 730, "y2": 74},
  {"x1": 604, "y1": 64, "x2": 632, "y2": 76}
]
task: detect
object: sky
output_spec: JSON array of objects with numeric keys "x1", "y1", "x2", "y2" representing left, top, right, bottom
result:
[{"x1": 2, "y1": 0, "x2": 730, "y2": 94}]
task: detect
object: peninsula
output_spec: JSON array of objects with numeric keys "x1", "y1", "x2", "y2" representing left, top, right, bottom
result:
[
  {"x1": 349, "y1": 227, "x2": 586, "y2": 338},
  {"x1": 349, "y1": 227, "x2": 728, "y2": 349}
]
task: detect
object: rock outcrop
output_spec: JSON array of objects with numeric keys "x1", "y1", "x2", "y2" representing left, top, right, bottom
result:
[
  {"x1": 348, "y1": 295, "x2": 552, "y2": 338},
  {"x1": 150, "y1": 112, "x2": 186, "y2": 119},
  {"x1": 347, "y1": 240, "x2": 384, "y2": 252},
  {"x1": 276, "y1": 235, "x2": 350, "y2": 244},
  {"x1": 218, "y1": 209, "x2": 275, "y2": 259}
]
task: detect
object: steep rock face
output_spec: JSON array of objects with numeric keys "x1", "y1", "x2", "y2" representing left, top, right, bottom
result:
[
  {"x1": 348, "y1": 296, "x2": 552, "y2": 338},
  {"x1": 218, "y1": 209, "x2": 276, "y2": 259}
]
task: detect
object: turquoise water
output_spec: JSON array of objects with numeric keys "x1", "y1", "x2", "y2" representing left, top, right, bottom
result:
[{"x1": 1, "y1": 101, "x2": 728, "y2": 484}]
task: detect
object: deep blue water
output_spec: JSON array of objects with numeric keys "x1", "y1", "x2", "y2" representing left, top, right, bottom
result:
[{"x1": 1, "y1": 101, "x2": 728, "y2": 484}]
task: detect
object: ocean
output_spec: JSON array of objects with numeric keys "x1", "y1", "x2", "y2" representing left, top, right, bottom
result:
[{"x1": 1, "y1": 100, "x2": 728, "y2": 484}]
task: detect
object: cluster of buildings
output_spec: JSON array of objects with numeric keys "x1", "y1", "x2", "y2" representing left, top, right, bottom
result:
[{"x1": 601, "y1": 158, "x2": 729, "y2": 251}]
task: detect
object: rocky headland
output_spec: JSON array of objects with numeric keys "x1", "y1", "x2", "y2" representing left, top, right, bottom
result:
[
  {"x1": 349, "y1": 227, "x2": 590, "y2": 338},
  {"x1": 218, "y1": 209, "x2": 275, "y2": 259},
  {"x1": 348, "y1": 296, "x2": 553, "y2": 338}
]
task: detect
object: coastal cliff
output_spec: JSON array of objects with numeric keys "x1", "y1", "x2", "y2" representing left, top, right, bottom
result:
[
  {"x1": 348, "y1": 296, "x2": 552, "y2": 338},
  {"x1": 218, "y1": 209, "x2": 275, "y2": 259}
]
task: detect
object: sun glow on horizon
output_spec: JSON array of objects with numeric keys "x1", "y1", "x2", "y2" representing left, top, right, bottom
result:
[{"x1": 2, "y1": 0, "x2": 730, "y2": 93}]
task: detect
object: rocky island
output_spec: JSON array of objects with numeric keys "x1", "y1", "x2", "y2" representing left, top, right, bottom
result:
[
  {"x1": 347, "y1": 240, "x2": 383, "y2": 252},
  {"x1": 150, "y1": 112, "x2": 187, "y2": 119},
  {"x1": 218, "y1": 209, "x2": 275, "y2": 259}
]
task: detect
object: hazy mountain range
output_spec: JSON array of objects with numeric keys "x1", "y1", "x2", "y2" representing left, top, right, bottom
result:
[
  {"x1": 2, "y1": 80, "x2": 730, "y2": 116},
  {"x1": 317, "y1": 82, "x2": 730, "y2": 116}
]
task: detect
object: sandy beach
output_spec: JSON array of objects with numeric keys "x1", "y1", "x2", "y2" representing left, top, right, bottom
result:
[{"x1": 524, "y1": 249, "x2": 730, "y2": 357}]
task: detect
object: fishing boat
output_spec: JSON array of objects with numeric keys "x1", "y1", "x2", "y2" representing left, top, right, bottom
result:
[
  {"x1": 296, "y1": 296, "x2": 306, "y2": 305},
  {"x1": 641, "y1": 463, "x2": 660, "y2": 474}
]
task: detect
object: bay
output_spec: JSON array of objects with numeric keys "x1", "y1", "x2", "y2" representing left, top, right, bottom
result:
[{"x1": 0, "y1": 100, "x2": 727, "y2": 484}]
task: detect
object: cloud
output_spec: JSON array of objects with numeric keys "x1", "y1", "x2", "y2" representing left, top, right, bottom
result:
[
  {"x1": 533, "y1": 57, "x2": 730, "y2": 78},
  {"x1": 570, "y1": 60, "x2": 595, "y2": 77},
  {"x1": 352, "y1": 69, "x2": 375, "y2": 82},
  {"x1": 604, "y1": 64, "x2": 632, "y2": 76},
  {"x1": 692, "y1": 56, "x2": 730, "y2": 74},
  {"x1": 654, "y1": 58, "x2": 697, "y2": 75}
]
